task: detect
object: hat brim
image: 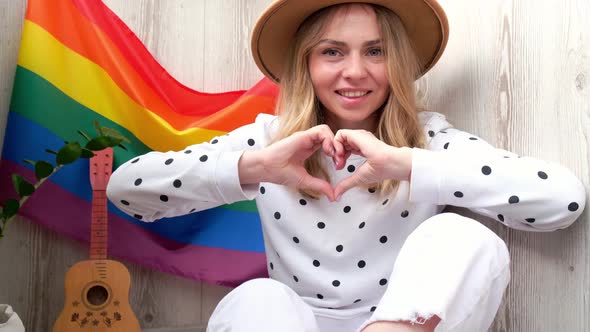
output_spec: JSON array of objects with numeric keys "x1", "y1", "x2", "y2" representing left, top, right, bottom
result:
[{"x1": 251, "y1": 0, "x2": 449, "y2": 83}]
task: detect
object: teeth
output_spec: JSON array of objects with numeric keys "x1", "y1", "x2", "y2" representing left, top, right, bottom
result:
[{"x1": 339, "y1": 91, "x2": 369, "y2": 98}]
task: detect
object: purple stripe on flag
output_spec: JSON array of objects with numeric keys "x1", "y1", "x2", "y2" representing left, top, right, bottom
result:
[{"x1": 0, "y1": 159, "x2": 268, "y2": 287}]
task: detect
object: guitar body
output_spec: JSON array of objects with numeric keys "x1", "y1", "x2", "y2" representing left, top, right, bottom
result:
[{"x1": 52, "y1": 260, "x2": 140, "y2": 331}]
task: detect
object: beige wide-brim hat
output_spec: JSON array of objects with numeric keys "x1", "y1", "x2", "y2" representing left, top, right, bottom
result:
[{"x1": 251, "y1": 0, "x2": 449, "y2": 83}]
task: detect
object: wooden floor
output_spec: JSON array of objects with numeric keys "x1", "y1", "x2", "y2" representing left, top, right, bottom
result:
[{"x1": 1, "y1": 0, "x2": 589, "y2": 331}]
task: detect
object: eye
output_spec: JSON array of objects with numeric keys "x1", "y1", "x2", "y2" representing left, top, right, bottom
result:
[
  {"x1": 322, "y1": 48, "x2": 342, "y2": 56},
  {"x1": 367, "y1": 48, "x2": 383, "y2": 56}
]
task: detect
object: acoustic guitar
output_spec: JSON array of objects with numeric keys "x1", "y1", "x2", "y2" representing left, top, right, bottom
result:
[{"x1": 52, "y1": 148, "x2": 140, "y2": 331}]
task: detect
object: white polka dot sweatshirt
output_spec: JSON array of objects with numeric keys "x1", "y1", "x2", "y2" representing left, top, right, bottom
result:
[{"x1": 106, "y1": 111, "x2": 586, "y2": 319}]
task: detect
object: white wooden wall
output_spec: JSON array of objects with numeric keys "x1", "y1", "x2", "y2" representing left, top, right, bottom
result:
[{"x1": 0, "y1": 0, "x2": 588, "y2": 331}]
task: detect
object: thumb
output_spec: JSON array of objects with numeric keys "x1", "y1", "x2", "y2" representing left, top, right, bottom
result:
[
  {"x1": 299, "y1": 174, "x2": 336, "y2": 202},
  {"x1": 333, "y1": 175, "x2": 360, "y2": 201}
]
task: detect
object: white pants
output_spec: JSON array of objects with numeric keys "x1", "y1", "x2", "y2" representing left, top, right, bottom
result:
[{"x1": 207, "y1": 213, "x2": 511, "y2": 332}]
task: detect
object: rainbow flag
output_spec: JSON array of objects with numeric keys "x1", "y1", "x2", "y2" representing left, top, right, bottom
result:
[{"x1": 0, "y1": 0, "x2": 279, "y2": 287}]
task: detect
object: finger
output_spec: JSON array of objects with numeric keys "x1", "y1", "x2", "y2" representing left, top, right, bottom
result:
[
  {"x1": 300, "y1": 174, "x2": 336, "y2": 202},
  {"x1": 322, "y1": 136, "x2": 335, "y2": 157},
  {"x1": 306, "y1": 125, "x2": 335, "y2": 155},
  {"x1": 334, "y1": 174, "x2": 361, "y2": 201}
]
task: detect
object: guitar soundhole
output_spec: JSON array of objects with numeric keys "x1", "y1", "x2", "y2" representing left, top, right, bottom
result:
[{"x1": 86, "y1": 285, "x2": 109, "y2": 306}]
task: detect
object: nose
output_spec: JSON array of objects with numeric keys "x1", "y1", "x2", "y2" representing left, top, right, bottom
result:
[{"x1": 342, "y1": 53, "x2": 368, "y2": 80}]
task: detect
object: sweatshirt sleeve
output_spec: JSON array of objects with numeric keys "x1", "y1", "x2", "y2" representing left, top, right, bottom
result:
[
  {"x1": 409, "y1": 112, "x2": 586, "y2": 232},
  {"x1": 106, "y1": 113, "x2": 277, "y2": 222}
]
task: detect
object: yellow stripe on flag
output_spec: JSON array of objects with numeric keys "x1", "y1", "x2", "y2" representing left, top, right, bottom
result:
[{"x1": 17, "y1": 21, "x2": 226, "y2": 151}]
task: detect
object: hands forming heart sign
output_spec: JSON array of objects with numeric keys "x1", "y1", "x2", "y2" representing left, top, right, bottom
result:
[{"x1": 239, "y1": 124, "x2": 413, "y2": 202}]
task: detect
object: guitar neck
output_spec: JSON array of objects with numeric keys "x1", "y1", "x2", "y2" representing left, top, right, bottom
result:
[{"x1": 90, "y1": 190, "x2": 108, "y2": 260}]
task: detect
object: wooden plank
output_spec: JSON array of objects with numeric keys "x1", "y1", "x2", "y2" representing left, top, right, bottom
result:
[{"x1": 0, "y1": 0, "x2": 26, "y2": 154}]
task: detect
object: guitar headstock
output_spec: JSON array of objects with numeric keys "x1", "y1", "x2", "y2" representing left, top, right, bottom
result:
[{"x1": 90, "y1": 148, "x2": 114, "y2": 190}]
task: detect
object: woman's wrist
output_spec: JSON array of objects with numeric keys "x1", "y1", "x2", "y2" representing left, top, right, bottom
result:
[
  {"x1": 238, "y1": 150, "x2": 266, "y2": 184},
  {"x1": 388, "y1": 146, "x2": 413, "y2": 182}
]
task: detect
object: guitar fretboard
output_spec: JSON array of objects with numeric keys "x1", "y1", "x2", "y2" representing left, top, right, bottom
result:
[{"x1": 90, "y1": 190, "x2": 108, "y2": 260}]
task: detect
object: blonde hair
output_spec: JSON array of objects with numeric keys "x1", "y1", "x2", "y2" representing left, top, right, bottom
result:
[{"x1": 271, "y1": 3, "x2": 426, "y2": 198}]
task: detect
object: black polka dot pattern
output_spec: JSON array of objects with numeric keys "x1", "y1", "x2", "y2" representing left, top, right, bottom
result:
[
  {"x1": 454, "y1": 191, "x2": 464, "y2": 198},
  {"x1": 260, "y1": 186, "x2": 266, "y2": 194},
  {"x1": 482, "y1": 166, "x2": 492, "y2": 175},
  {"x1": 379, "y1": 236, "x2": 388, "y2": 244},
  {"x1": 317, "y1": 222, "x2": 326, "y2": 229},
  {"x1": 444, "y1": 142, "x2": 450, "y2": 149},
  {"x1": 134, "y1": 214, "x2": 143, "y2": 220},
  {"x1": 293, "y1": 237, "x2": 300, "y2": 244},
  {"x1": 134, "y1": 178, "x2": 142, "y2": 186},
  {"x1": 357, "y1": 260, "x2": 366, "y2": 268},
  {"x1": 173, "y1": 179, "x2": 182, "y2": 188},
  {"x1": 428, "y1": 130, "x2": 435, "y2": 137},
  {"x1": 332, "y1": 280, "x2": 340, "y2": 287},
  {"x1": 336, "y1": 245, "x2": 343, "y2": 252},
  {"x1": 526, "y1": 218, "x2": 536, "y2": 223},
  {"x1": 370, "y1": 306, "x2": 377, "y2": 312},
  {"x1": 121, "y1": 200, "x2": 130, "y2": 206},
  {"x1": 538, "y1": 171, "x2": 548, "y2": 180},
  {"x1": 568, "y1": 202, "x2": 579, "y2": 211},
  {"x1": 300, "y1": 199, "x2": 307, "y2": 206},
  {"x1": 131, "y1": 158, "x2": 140, "y2": 163},
  {"x1": 247, "y1": 139, "x2": 255, "y2": 146},
  {"x1": 343, "y1": 206, "x2": 351, "y2": 213},
  {"x1": 359, "y1": 222, "x2": 366, "y2": 229},
  {"x1": 165, "y1": 158, "x2": 174, "y2": 165},
  {"x1": 199, "y1": 155, "x2": 208, "y2": 162},
  {"x1": 160, "y1": 195, "x2": 169, "y2": 202},
  {"x1": 313, "y1": 260, "x2": 320, "y2": 267},
  {"x1": 401, "y1": 210, "x2": 409, "y2": 218},
  {"x1": 274, "y1": 212, "x2": 281, "y2": 220},
  {"x1": 379, "y1": 278, "x2": 388, "y2": 286},
  {"x1": 498, "y1": 214, "x2": 504, "y2": 222},
  {"x1": 509, "y1": 196, "x2": 519, "y2": 204},
  {"x1": 317, "y1": 294, "x2": 324, "y2": 299},
  {"x1": 347, "y1": 165, "x2": 356, "y2": 173}
]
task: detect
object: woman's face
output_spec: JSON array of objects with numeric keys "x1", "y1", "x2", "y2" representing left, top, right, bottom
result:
[{"x1": 308, "y1": 5, "x2": 390, "y2": 131}]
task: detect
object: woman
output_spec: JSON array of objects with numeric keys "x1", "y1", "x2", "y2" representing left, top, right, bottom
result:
[{"x1": 106, "y1": 0, "x2": 586, "y2": 331}]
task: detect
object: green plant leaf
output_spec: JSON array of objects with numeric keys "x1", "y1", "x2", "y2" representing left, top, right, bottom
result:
[
  {"x1": 105, "y1": 136, "x2": 123, "y2": 148},
  {"x1": 94, "y1": 120, "x2": 103, "y2": 136},
  {"x1": 1, "y1": 199, "x2": 19, "y2": 220},
  {"x1": 85, "y1": 136, "x2": 111, "y2": 151},
  {"x1": 12, "y1": 175, "x2": 35, "y2": 197},
  {"x1": 56, "y1": 142, "x2": 82, "y2": 165},
  {"x1": 35, "y1": 161, "x2": 54, "y2": 180},
  {"x1": 81, "y1": 149, "x2": 95, "y2": 159},
  {"x1": 102, "y1": 127, "x2": 130, "y2": 143},
  {"x1": 77, "y1": 130, "x2": 92, "y2": 142}
]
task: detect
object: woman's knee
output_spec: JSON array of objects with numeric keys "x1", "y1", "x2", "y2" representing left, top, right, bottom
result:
[
  {"x1": 225, "y1": 278, "x2": 293, "y2": 304},
  {"x1": 208, "y1": 278, "x2": 317, "y2": 332},
  {"x1": 408, "y1": 213, "x2": 510, "y2": 270}
]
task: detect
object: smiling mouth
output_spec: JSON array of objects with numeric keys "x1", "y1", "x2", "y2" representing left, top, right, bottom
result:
[{"x1": 336, "y1": 90, "x2": 371, "y2": 98}]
